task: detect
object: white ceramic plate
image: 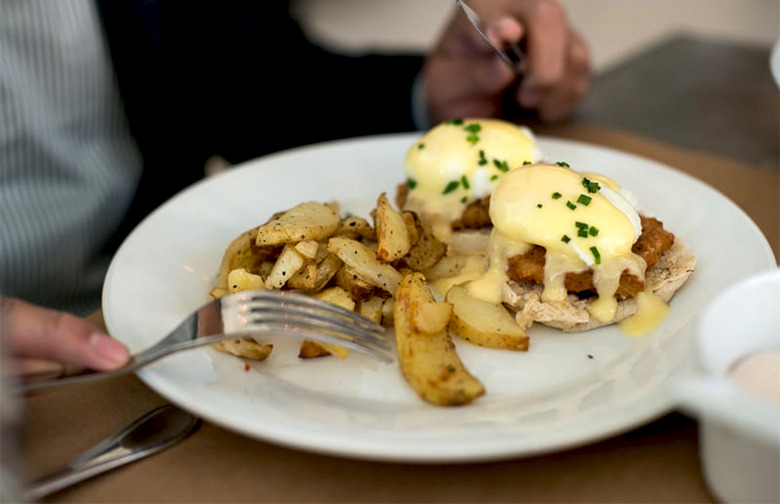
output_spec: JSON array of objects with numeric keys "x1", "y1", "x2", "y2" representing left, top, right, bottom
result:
[{"x1": 103, "y1": 133, "x2": 776, "y2": 463}]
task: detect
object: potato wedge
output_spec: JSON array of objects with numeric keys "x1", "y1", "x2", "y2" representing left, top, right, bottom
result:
[
  {"x1": 286, "y1": 262, "x2": 319, "y2": 291},
  {"x1": 227, "y1": 268, "x2": 265, "y2": 294},
  {"x1": 265, "y1": 244, "x2": 306, "y2": 290},
  {"x1": 413, "y1": 300, "x2": 453, "y2": 334},
  {"x1": 213, "y1": 228, "x2": 278, "y2": 294},
  {"x1": 393, "y1": 273, "x2": 484, "y2": 406},
  {"x1": 446, "y1": 284, "x2": 529, "y2": 351},
  {"x1": 255, "y1": 201, "x2": 340, "y2": 246},
  {"x1": 374, "y1": 193, "x2": 411, "y2": 263},
  {"x1": 400, "y1": 211, "x2": 446, "y2": 272},
  {"x1": 213, "y1": 338, "x2": 273, "y2": 361},
  {"x1": 357, "y1": 295, "x2": 384, "y2": 325},
  {"x1": 337, "y1": 216, "x2": 376, "y2": 241},
  {"x1": 294, "y1": 240, "x2": 319, "y2": 260},
  {"x1": 311, "y1": 252, "x2": 343, "y2": 291},
  {"x1": 307, "y1": 286, "x2": 355, "y2": 359},
  {"x1": 313, "y1": 285, "x2": 356, "y2": 312},
  {"x1": 334, "y1": 266, "x2": 376, "y2": 300},
  {"x1": 327, "y1": 237, "x2": 402, "y2": 294},
  {"x1": 298, "y1": 340, "x2": 333, "y2": 359}
]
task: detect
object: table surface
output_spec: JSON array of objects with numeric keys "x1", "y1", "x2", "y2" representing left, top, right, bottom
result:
[
  {"x1": 578, "y1": 34, "x2": 779, "y2": 171},
  {"x1": 15, "y1": 35, "x2": 780, "y2": 504}
]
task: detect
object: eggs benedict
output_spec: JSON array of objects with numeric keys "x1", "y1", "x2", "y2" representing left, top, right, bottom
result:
[
  {"x1": 398, "y1": 118, "x2": 542, "y2": 242},
  {"x1": 465, "y1": 162, "x2": 695, "y2": 332}
]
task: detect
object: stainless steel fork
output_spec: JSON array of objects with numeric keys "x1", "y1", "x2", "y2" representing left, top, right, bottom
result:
[
  {"x1": 455, "y1": 0, "x2": 526, "y2": 73},
  {"x1": 17, "y1": 290, "x2": 393, "y2": 394}
]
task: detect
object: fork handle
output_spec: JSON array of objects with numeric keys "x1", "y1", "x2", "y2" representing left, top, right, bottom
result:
[{"x1": 15, "y1": 363, "x2": 132, "y2": 394}]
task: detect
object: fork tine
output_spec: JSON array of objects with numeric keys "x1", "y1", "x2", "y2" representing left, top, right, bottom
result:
[
  {"x1": 205, "y1": 323, "x2": 393, "y2": 361},
  {"x1": 218, "y1": 290, "x2": 394, "y2": 361},
  {"x1": 238, "y1": 312, "x2": 387, "y2": 345},
  {"x1": 223, "y1": 290, "x2": 386, "y2": 333}
]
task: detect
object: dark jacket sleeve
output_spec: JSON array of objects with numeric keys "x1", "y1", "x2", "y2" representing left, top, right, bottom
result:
[
  {"x1": 96, "y1": 0, "x2": 424, "y2": 244},
  {"x1": 183, "y1": 3, "x2": 425, "y2": 163}
]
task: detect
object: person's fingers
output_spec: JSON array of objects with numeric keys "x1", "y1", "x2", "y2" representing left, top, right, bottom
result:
[
  {"x1": 485, "y1": 16, "x2": 524, "y2": 51},
  {"x1": 519, "y1": 0, "x2": 568, "y2": 89},
  {"x1": 532, "y1": 29, "x2": 591, "y2": 122},
  {"x1": 4, "y1": 358, "x2": 63, "y2": 377},
  {"x1": 0, "y1": 297, "x2": 129, "y2": 371}
]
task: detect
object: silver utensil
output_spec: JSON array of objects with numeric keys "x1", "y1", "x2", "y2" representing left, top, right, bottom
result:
[
  {"x1": 455, "y1": 0, "x2": 526, "y2": 73},
  {"x1": 24, "y1": 404, "x2": 201, "y2": 501},
  {"x1": 18, "y1": 290, "x2": 393, "y2": 393}
]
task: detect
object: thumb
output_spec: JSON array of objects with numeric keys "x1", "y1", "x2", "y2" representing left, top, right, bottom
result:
[{"x1": 0, "y1": 297, "x2": 129, "y2": 371}]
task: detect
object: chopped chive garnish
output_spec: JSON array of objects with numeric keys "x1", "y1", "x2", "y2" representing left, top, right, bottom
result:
[
  {"x1": 590, "y1": 246, "x2": 601, "y2": 264},
  {"x1": 464, "y1": 123, "x2": 482, "y2": 144},
  {"x1": 490, "y1": 174, "x2": 499, "y2": 181},
  {"x1": 578, "y1": 228, "x2": 589, "y2": 238},
  {"x1": 575, "y1": 221, "x2": 589, "y2": 229},
  {"x1": 566, "y1": 201, "x2": 577, "y2": 210},
  {"x1": 577, "y1": 194, "x2": 592, "y2": 206},
  {"x1": 556, "y1": 161, "x2": 570, "y2": 167},
  {"x1": 406, "y1": 178, "x2": 417, "y2": 189},
  {"x1": 523, "y1": 160, "x2": 533, "y2": 165},
  {"x1": 552, "y1": 192, "x2": 562, "y2": 199},
  {"x1": 537, "y1": 203, "x2": 543, "y2": 208},
  {"x1": 443, "y1": 180, "x2": 460, "y2": 194},
  {"x1": 589, "y1": 226, "x2": 599, "y2": 237},
  {"x1": 445, "y1": 118, "x2": 464, "y2": 125},
  {"x1": 582, "y1": 177, "x2": 601, "y2": 193},
  {"x1": 461, "y1": 196, "x2": 468, "y2": 203},
  {"x1": 561, "y1": 235, "x2": 571, "y2": 243},
  {"x1": 460, "y1": 175, "x2": 470, "y2": 190},
  {"x1": 493, "y1": 159, "x2": 510, "y2": 172},
  {"x1": 417, "y1": 143, "x2": 425, "y2": 150},
  {"x1": 478, "y1": 150, "x2": 488, "y2": 166}
]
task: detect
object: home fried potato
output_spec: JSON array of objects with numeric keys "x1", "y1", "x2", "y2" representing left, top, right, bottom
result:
[
  {"x1": 294, "y1": 240, "x2": 319, "y2": 260},
  {"x1": 357, "y1": 295, "x2": 384, "y2": 325},
  {"x1": 227, "y1": 268, "x2": 265, "y2": 294},
  {"x1": 211, "y1": 228, "x2": 279, "y2": 298},
  {"x1": 213, "y1": 338, "x2": 273, "y2": 361},
  {"x1": 398, "y1": 211, "x2": 446, "y2": 272},
  {"x1": 264, "y1": 244, "x2": 306, "y2": 290},
  {"x1": 393, "y1": 272, "x2": 484, "y2": 406},
  {"x1": 333, "y1": 266, "x2": 376, "y2": 300},
  {"x1": 374, "y1": 193, "x2": 411, "y2": 263},
  {"x1": 446, "y1": 284, "x2": 529, "y2": 351},
  {"x1": 327, "y1": 237, "x2": 403, "y2": 294},
  {"x1": 255, "y1": 201, "x2": 341, "y2": 246},
  {"x1": 298, "y1": 340, "x2": 333, "y2": 359},
  {"x1": 337, "y1": 216, "x2": 376, "y2": 241},
  {"x1": 300, "y1": 286, "x2": 355, "y2": 359}
]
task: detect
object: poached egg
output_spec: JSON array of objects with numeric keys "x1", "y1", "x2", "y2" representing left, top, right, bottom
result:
[
  {"x1": 402, "y1": 118, "x2": 542, "y2": 241},
  {"x1": 467, "y1": 163, "x2": 647, "y2": 323}
]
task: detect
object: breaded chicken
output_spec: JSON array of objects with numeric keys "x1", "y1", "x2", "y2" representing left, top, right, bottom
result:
[{"x1": 506, "y1": 216, "x2": 675, "y2": 299}]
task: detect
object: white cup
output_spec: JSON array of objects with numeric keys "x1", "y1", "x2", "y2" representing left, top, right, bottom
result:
[{"x1": 676, "y1": 268, "x2": 780, "y2": 503}]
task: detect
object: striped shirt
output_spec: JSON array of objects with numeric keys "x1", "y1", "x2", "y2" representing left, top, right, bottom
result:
[{"x1": 0, "y1": 0, "x2": 143, "y2": 315}]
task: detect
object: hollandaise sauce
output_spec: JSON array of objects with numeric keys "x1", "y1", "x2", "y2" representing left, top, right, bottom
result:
[
  {"x1": 471, "y1": 163, "x2": 647, "y2": 324},
  {"x1": 618, "y1": 291, "x2": 670, "y2": 336},
  {"x1": 403, "y1": 118, "x2": 540, "y2": 241}
]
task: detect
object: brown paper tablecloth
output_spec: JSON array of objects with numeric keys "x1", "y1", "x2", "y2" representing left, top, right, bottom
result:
[{"x1": 19, "y1": 123, "x2": 779, "y2": 504}]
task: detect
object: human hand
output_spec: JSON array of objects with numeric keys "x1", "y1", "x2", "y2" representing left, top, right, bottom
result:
[
  {"x1": 0, "y1": 297, "x2": 129, "y2": 377},
  {"x1": 423, "y1": 0, "x2": 590, "y2": 124}
]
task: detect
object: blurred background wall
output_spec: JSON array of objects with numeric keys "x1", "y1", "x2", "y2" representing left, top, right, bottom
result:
[{"x1": 291, "y1": 0, "x2": 778, "y2": 72}]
